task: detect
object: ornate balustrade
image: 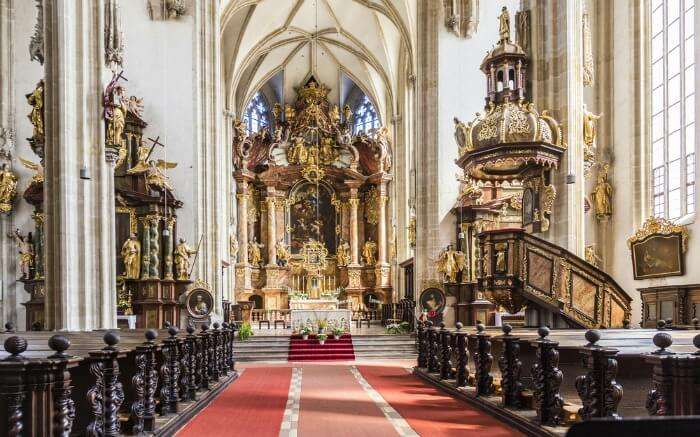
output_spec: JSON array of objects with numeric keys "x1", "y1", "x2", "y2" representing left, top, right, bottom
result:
[
  {"x1": 0, "y1": 324, "x2": 239, "y2": 436},
  {"x1": 414, "y1": 321, "x2": 700, "y2": 435}
]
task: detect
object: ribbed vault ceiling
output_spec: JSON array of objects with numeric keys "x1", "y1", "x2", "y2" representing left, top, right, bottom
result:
[{"x1": 221, "y1": 0, "x2": 416, "y2": 120}]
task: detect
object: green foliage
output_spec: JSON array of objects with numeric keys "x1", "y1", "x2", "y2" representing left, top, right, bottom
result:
[
  {"x1": 318, "y1": 333, "x2": 328, "y2": 341},
  {"x1": 238, "y1": 322, "x2": 254, "y2": 341},
  {"x1": 385, "y1": 321, "x2": 410, "y2": 335}
]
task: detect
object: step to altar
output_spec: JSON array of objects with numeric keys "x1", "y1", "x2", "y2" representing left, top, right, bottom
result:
[{"x1": 288, "y1": 334, "x2": 356, "y2": 361}]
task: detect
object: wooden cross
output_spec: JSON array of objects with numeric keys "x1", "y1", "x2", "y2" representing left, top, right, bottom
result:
[
  {"x1": 114, "y1": 70, "x2": 129, "y2": 83},
  {"x1": 145, "y1": 136, "x2": 166, "y2": 162}
]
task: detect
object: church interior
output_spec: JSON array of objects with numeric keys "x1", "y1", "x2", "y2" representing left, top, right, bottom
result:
[{"x1": 0, "y1": 0, "x2": 699, "y2": 435}]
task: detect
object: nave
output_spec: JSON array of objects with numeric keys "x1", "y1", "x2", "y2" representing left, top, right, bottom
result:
[{"x1": 177, "y1": 361, "x2": 521, "y2": 437}]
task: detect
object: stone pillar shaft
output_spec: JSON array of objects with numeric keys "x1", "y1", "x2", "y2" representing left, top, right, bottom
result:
[
  {"x1": 266, "y1": 192, "x2": 276, "y2": 265},
  {"x1": 236, "y1": 186, "x2": 249, "y2": 265},
  {"x1": 348, "y1": 189, "x2": 360, "y2": 265},
  {"x1": 140, "y1": 219, "x2": 151, "y2": 280},
  {"x1": 377, "y1": 184, "x2": 388, "y2": 266}
]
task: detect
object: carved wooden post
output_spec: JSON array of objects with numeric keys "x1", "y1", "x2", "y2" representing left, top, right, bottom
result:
[
  {"x1": 128, "y1": 329, "x2": 158, "y2": 433},
  {"x1": 495, "y1": 324, "x2": 523, "y2": 408},
  {"x1": 177, "y1": 330, "x2": 190, "y2": 402},
  {"x1": 575, "y1": 330, "x2": 623, "y2": 420},
  {"x1": 160, "y1": 326, "x2": 180, "y2": 415},
  {"x1": 48, "y1": 335, "x2": 79, "y2": 437},
  {"x1": 86, "y1": 331, "x2": 126, "y2": 437},
  {"x1": 454, "y1": 323, "x2": 469, "y2": 387},
  {"x1": 221, "y1": 322, "x2": 231, "y2": 376},
  {"x1": 184, "y1": 326, "x2": 199, "y2": 400},
  {"x1": 143, "y1": 330, "x2": 159, "y2": 431},
  {"x1": 1, "y1": 336, "x2": 28, "y2": 437},
  {"x1": 645, "y1": 332, "x2": 700, "y2": 416},
  {"x1": 440, "y1": 324, "x2": 451, "y2": 380},
  {"x1": 416, "y1": 321, "x2": 427, "y2": 368},
  {"x1": 428, "y1": 322, "x2": 440, "y2": 373},
  {"x1": 211, "y1": 322, "x2": 222, "y2": 382},
  {"x1": 530, "y1": 327, "x2": 564, "y2": 426},
  {"x1": 230, "y1": 324, "x2": 238, "y2": 372},
  {"x1": 199, "y1": 324, "x2": 211, "y2": 389},
  {"x1": 473, "y1": 324, "x2": 494, "y2": 396}
]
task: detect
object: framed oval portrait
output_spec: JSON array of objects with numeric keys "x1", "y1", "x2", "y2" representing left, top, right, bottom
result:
[
  {"x1": 419, "y1": 287, "x2": 446, "y2": 318},
  {"x1": 186, "y1": 288, "x2": 214, "y2": 318}
]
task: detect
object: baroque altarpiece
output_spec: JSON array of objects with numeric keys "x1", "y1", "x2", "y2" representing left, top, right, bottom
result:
[{"x1": 232, "y1": 78, "x2": 394, "y2": 311}]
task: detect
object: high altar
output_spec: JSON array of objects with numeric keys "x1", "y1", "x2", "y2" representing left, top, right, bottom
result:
[{"x1": 232, "y1": 77, "x2": 394, "y2": 311}]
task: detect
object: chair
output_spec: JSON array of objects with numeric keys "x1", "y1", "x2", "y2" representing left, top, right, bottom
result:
[
  {"x1": 355, "y1": 311, "x2": 371, "y2": 328},
  {"x1": 273, "y1": 310, "x2": 286, "y2": 329}
]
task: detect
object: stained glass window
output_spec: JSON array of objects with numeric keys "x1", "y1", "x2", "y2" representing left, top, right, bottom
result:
[
  {"x1": 651, "y1": 0, "x2": 696, "y2": 219},
  {"x1": 353, "y1": 95, "x2": 380, "y2": 134},
  {"x1": 243, "y1": 92, "x2": 270, "y2": 135}
]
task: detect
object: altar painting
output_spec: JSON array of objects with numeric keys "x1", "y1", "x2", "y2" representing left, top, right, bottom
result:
[{"x1": 289, "y1": 182, "x2": 337, "y2": 254}]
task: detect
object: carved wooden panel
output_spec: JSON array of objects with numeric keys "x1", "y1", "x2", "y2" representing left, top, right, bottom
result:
[
  {"x1": 571, "y1": 272, "x2": 597, "y2": 320},
  {"x1": 527, "y1": 250, "x2": 553, "y2": 294}
]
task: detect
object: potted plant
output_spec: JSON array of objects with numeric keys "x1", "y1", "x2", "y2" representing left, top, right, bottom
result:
[
  {"x1": 331, "y1": 326, "x2": 344, "y2": 340},
  {"x1": 317, "y1": 318, "x2": 328, "y2": 334},
  {"x1": 238, "y1": 322, "x2": 254, "y2": 341},
  {"x1": 318, "y1": 333, "x2": 328, "y2": 345},
  {"x1": 300, "y1": 324, "x2": 312, "y2": 340}
]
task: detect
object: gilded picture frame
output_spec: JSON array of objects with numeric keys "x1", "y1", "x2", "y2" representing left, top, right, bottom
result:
[{"x1": 628, "y1": 217, "x2": 688, "y2": 280}]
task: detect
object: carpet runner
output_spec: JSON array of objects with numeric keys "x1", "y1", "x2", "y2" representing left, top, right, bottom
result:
[{"x1": 288, "y1": 333, "x2": 356, "y2": 361}]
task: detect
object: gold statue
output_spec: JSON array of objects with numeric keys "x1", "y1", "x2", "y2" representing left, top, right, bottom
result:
[
  {"x1": 275, "y1": 239, "x2": 290, "y2": 267},
  {"x1": 453, "y1": 117, "x2": 471, "y2": 154},
  {"x1": 230, "y1": 234, "x2": 239, "y2": 263},
  {"x1": 0, "y1": 163, "x2": 18, "y2": 214},
  {"x1": 330, "y1": 105, "x2": 340, "y2": 124},
  {"x1": 336, "y1": 239, "x2": 350, "y2": 266},
  {"x1": 288, "y1": 137, "x2": 308, "y2": 164},
  {"x1": 362, "y1": 239, "x2": 377, "y2": 266},
  {"x1": 495, "y1": 243, "x2": 508, "y2": 272},
  {"x1": 120, "y1": 233, "x2": 141, "y2": 279},
  {"x1": 592, "y1": 167, "x2": 613, "y2": 220},
  {"x1": 272, "y1": 103, "x2": 282, "y2": 121},
  {"x1": 584, "y1": 245, "x2": 602, "y2": 268},
  {"x1": 436, "y1": 244, "x2": 466, "y2": 283},
  {"x1": 319, "y1": 138, "x2": 336, "y2": 165},
  {"x1": 498, "y1": 6, "x2": 511, "y2": 43},
  {"x1": 583, "y1": 106, "x2": 602, "y2": 147},
  {"x1": 284, "y1": 104, "x2": 296, "y2": 121},
  {"x1": 145, "y1": 160, "x2": 177, "y2": 191},
  {"x1": 127, "y1": 145, "x2": 151, "y2": 174},
  {"x1": 174, "y1": 238, "x2": 198, "y2": 280},
  {"x1": 343, "y1": 105, "x2": 352, "y2": 123},
  {"x1": 11, "y1": 229, "x2": 34, "y2": 279},
  {"x1": 104, "y1": 79, "x2": 127, "y2": 148},
  {"x1": 248, "y1": 237, "x2": 263, "y2": 266},
  {"x1": 26, "y1": 79, "x2": 44, "y2": 143}
]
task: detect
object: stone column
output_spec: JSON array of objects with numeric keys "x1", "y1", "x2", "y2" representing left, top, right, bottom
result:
[
  {"x1": 43, "y1": 0, "x2": 117, "y2": 330},
  {"x1": 348, "y1": 187, "x2": 360, "y2": 266},
  {"x1": 148, "y1": 216, "x2": 160, "y2": 279},
  {"x1": 236, "y1": 181, "x2": 249, "y2": 267},
  {"x1": 377, "y1": 182, "x2": 388, "y2": 266},
  {"x1": 140, "y1": 218, "x2": 151, "y2": 280},
  {"x1": 265, "y1": 189, "x2": 276, "y2": 266},
  {"x1": 163, "y1": 217, "x2": 175, "y2": 280},
  {"x1": 32, "y1": 213, "x2": 45, "y2": 279}
]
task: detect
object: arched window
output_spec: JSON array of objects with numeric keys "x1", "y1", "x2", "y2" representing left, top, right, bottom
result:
[
  {"x1": 243, "y1": 92, "x2": 270, "y2": 135},
  {"x1": 650, "y1": 0, "x2": 695, "y2": 219},
  {"x1": 353, "y1": 95, "x2": 380, "y2": 134}
]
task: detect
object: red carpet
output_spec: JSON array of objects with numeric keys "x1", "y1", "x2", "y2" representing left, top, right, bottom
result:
[
  {"x1": 288, "y1": 334, "x2": 356, "y2": 361},
  {"x1": 176, "y1": 367, "x2": 292, "y2": 437},
  {"x1": 358, "y1": 366, "x2": 523, "y2": 437}
]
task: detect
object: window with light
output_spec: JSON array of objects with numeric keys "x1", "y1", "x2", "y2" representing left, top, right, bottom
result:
[
  {"x1": 651, "y1": 0, "x2": 696, "y2": 219},
  {"x1": 353, "y1": 95, "x2": 380, "y2": 134},
  {"x1": 243, "y1": 92, "x2": 270, "y2": 135}
]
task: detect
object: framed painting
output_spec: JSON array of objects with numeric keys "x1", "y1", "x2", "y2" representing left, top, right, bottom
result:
[{"x1": 628, "y1": 217, "x2": 688, "y2": 280}]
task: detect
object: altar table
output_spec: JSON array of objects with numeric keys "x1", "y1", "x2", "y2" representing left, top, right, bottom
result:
[{"x1": 291, "y1": 309, "x2": 352, "y2": 331}]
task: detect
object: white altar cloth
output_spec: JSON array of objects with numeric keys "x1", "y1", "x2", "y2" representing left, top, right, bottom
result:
[{"x1": 291, "y1": 309, "x2": 352, "y2": 331}]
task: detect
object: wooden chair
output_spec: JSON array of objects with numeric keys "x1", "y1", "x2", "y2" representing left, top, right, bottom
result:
[
  {"x1": 273, "y1": 311, "x2": 286, "y2": 329},
  {"x1": 355, "y1": 311, "x2": 371, "y2": 328}
]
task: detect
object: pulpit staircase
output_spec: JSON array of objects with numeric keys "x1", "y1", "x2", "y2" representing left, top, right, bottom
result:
[{"x1": 478, "y1": 229, "x2": 633, "y2": 329}]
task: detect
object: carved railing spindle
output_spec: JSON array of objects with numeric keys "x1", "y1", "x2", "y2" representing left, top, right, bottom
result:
[
  {"x1": 48, "y1": 335, "x2": 79, "y2": 437},
  {"x1": 440, "y1": 324, "x2": 451, "y2": 380},
  {"x1": 178, "y1": 331, "x2": 189, "y2": 402},
  {"x1": 496, "y1": 324, "x2": 522, "y2": 408},
  {"x1": 1, "y1": 337, "x2": 28, "y2": 437},
  {"x1": 160, "y1": 326, "x2": 180, "y2": 415},
  {"x1": 221, "y1": 323, "x2": 231, "y2": 376},
  {"x1": 199, "y1": 324, "x2": 211, "y2": 389},
  {"x1": 129, "y1": 330, "x2": 158, "y2": 434},
  {"x1": 416, "y1": 321, "x2": 427, "y2": 368},
  {"x1": 185, "y1": 326, "x2": 199, "y2": 400},
  {"x1": 474, "y1": 324, "x2": 494, "y2": 396},
  {"x1": 575, "y1": 330, "x2": 623, "y2": 420},
  {"x1": 86, "y1": 332, "x2": 125, "y2": 437},
  {"x1": 211, "y1": 323, "x2": 221, "y2": 382},
  {"x1": 454, "y1": 323, "x2": 469, "y2": 387},
  {"x1": 428, "y1": 322, "x2": 439, "y2": 373},
  {"x1": 530, "y1": 327, "x2": 564, "y2": 426}
]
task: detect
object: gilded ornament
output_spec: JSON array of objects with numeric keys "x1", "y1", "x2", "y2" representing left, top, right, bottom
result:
[
  {"x1": 583, "y1": 106, "x2": 602, "y2": 148},
  {"x1": 174, "y1": 238, "x2": 197, "y2": 280},
  {"x1": 248, "y1": 237, "x2": 264, "y2": 266},
  {"x1": 145, "y1": 160, "x2": 177, "y2": 191},
  {"x1": 230, "y1": 234, "x2": 239, "y2": 262},
  {"x1": 583, "y1": 11, "x2": 595, "y2": 87},
  {"x1": 453, "y1": 117, "x2": 473, "y2": 154},
  {"x1": 436, "y1": 244, "x2": 467, "y2": 283},
  {"x1": 0, "y1": 163, "x2": 18, "y2": 214},
  {"x1": 591, "y1": 164, "x2": 613, "y2": 220},
  {"x1": 364, "y1": 187, "x2": 380, "y2": 225},
  {"x1": 336, "y1": 239, "x2": 350, "y2": 266},
  {"x1": 584, "y1": 245, "x2": 602, "y2": 268},
  {"x1": 120, "y1": 232, "x2": 141, "y2": 279},
  {"x1": 408, "y1": 216, "x2": 416, "y2": 248},
  {"x1": 18, "y1": 157, "x2": 44, "y2": 184},
  {"x1": 362, "y1": 239, "x2": 377, "y2": 266},
  {"x1": 26, "y1": 80, "x2": 45, "y2": 146},
  {"x1": 627, "y1": 217, "x2": 689, "y2": 253},
  {"x1": 507, "y1": 105, "x2": 531, "y2": 135},
  {"x1": 477, "y1": 106, "x2": 501, "y2": 141},
  {"x1": 275, "y1": 239, "x2": 290, "y2": 267}
]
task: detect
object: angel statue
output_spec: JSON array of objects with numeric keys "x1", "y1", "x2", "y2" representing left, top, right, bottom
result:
[
  {"x1": 18, "y1": 157, "x2": 44, "y2": 184},
  {"x1": 0, "y1": 163, "x2": 18, "y2": 214},
  {"x1": 336, "y1": 239, "x2": 350, "y2": 266},
  {"x1": 275, "y1": 239, "x2": 290, "y2": 267},
  {"x1": 374, "y1": 126, "x2": 392, "y2": 172},
  {"x1": 174, "y1": 238, "x2": 198, "y2": 280},
  {"x1": 436, "y1": 244, "x2": 466, "y2": 283},
  {"x1": 120, "y1": 233, "x2": 141, "y2": 279},
  {"x1": 453, "y1": 117, "x2": 472, "y2": 155},
  {"x1": 26, "y1": 79, "x2": 44, "y2": 145},
  {"x1": 10, "y1": 229, "x2": 34, "y2": 279},
  {"x1": 126, "y1": 144, "x2": 151, "y2": 174},
  {"x1": 248, "y1": 237, "x2": 264, "y2": 266},
  {"x1": 145, "y1": 160, "x2": 177, "y2": 191},
  {"x1": 362, "y1": 239, "x2": 377, "y2": 266}
]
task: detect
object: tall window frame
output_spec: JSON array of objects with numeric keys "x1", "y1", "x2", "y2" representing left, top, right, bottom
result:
[
  {"x1": 651, "y1": 0, "x2": 696, "y2": 219},
  {"x1": 243, "y1": 91, "x2": 270, "y2": 135},
  {"x1": 353, "y1": 95, "x2": 381, "y2": 134}
]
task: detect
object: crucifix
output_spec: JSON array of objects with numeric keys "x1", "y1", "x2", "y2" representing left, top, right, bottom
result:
[{"x1": 145, "y1": 135, "x2": 166, "y2": 162}]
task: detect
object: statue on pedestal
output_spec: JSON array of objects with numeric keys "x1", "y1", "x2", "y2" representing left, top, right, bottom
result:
[
  {"x1": 174, "y1": 238, "x2": 197, "y2": 280},
  {"x1": 275, "y1": 239, "x2": 290, "y2": 267},
  {"x1": 336, "y1": 239, "x2": 350, "y2": 266},
  {"x1": 11, "y1": 229, "x2": 34, "y2": 280},
  {"x1": 120, "y1": 233, "x2": 141, "y2": 279},
  {"x1": 591, "y1": 165, "x2": 613, "y2": 220},
  {"x1": 498, "y1": 6, "x2": 511, "y2": 44},
  {"x1": 436, "y1": 244, "x2": 467, "y2": 283},
  {"x1": 0, "y1": 163, "x2": 18, "y2": 214},
  {"x1": 362, "y1": 239, "x2": 377, "y2": 266},
  {"x1": 248, "y1": 237, "x2": 264, "y2": 267},
  {"x1": 103, "y1": 75, "x2": 127, "y2": 149},
  {"x1": 26, "y1": 80, "x2": 45, "y2": 147}
]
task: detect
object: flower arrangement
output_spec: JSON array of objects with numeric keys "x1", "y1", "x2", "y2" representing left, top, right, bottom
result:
[
  {"x1": 317, "y1": 318, "x2": 328, "y2": 333},
  {"x1": 385, "y1": 321, "x2": 410, "y2": 335},
  {"x1": 299, "y1": 324, "x2": 312, "y2": 340},
  {"x1": 318, "y1": 333, "x2": 328, "y2": 345},
  {"x1": 331, "y1": 325, "x2": 344, "y2": 339},
  {"x1": 238, "y1": 322, "x2": 254, "y2": 341}
]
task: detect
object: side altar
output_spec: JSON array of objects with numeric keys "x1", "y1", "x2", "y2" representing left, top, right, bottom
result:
[{"x1": 232, "y1": 77, "x2": 394, "y2": 312}]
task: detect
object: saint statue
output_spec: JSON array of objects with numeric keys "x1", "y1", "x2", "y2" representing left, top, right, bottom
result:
[
  {"x1": 342, "y1": 105, "x2": 352, "y2": 123},
  {"x1": 498, "y1": 6, "x2": 511, "y2": 43},
  {"x1": 174, "y1": 238, "x2": 197, "y2": 280},
  {"x1": 436, "y1": 244, "x2": 467, "y2": 283},
  {"x1": 230, "y1": 234, "x2": 239, "y2": 263},
  {"x1": 591, "y1": 167, "x2": 613, "y2": 220},
  {"x1": 11, "y1": 229, "x2": 34, "y2": 279},
  {"x1": 453, "y1": 117, "x2": 471, "y2": 154},
  {"x1": 127, "y1": 144, "x2": 151, "y2": 174},
  {"x1": 495, "y1": 244, "x2": 507, "y2": 273},
  {"x1": 275, "y1": 239, "x2": 290, "y2": 267},
  {"x1": 288, "y1": 137, "x2": 308, "y2": 164},
  {"x1": 583, "y1": 106, "x2": 602, "y2": 147},
  {"x1": 104, "y1": 76, "x2": 127, "y2": 148},
  {"x1": 193, "y1": 294, "x2": 209, "y2": 315},
  {"x1": 584, "y1": 245, "x2": 602, "y2": 268},
  {"x1": 336, "y1": 239, "x2": 350, "y2": 266},
  {"x1": 362, "y1": 239, "x2": 377, "y2": 266},
  {"x1": 26, "y1": 79, "x2": 44, "y2": 144},
  {"x1": 248, "y1": 237, "x2": 263, "y2": 266},
  {"x1": 120, "y1": 233, "x2": 141, "y2": 279},
  {"x1": 0, "y1": 163, "x2": 18, "y2": 214},
  {"x1": 319, "y1": 138, "x2": 336, "y2": 165},
  {"x1": 284, "y1": 104, "x2": 295, "y2": 121}
]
